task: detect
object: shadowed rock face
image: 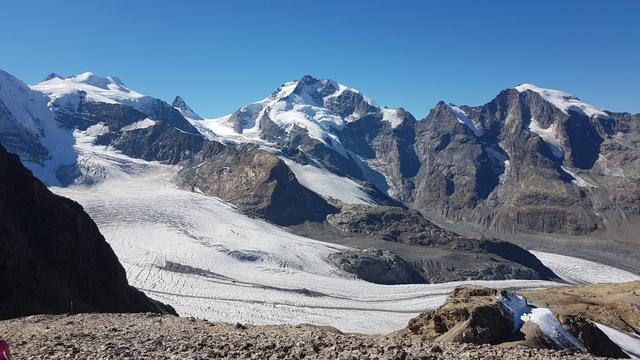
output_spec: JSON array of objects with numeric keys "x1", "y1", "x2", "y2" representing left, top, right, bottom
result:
[
  {"x1": 557, "y1": 315, "x2": 629, "y2": 358},
  {"x1": 0, "y1": 144, "x2": 175, "y2": 320}
]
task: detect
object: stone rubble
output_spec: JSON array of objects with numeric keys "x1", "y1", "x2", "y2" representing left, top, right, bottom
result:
[{"x1": 0, "y1": 313, "x2": 615, "y2": 359}]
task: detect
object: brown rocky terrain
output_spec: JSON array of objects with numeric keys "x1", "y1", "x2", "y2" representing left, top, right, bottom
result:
[
  {"x1": 0, "y1": 313, "x2": 613, "y2": 360},
  {"x1": 523, "y1": 281, "x2": 640, "y2": 334}
]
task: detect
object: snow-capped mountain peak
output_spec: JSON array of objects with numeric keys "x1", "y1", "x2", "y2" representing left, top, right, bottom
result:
[
  {"x1": 172, "y1": 96, "x2": 203, "y2": 120},
  {"x1": 0, "y1": 69, "x2": 76, "y2": 185},
  {"x1": 198, "y1": 75, "x2": 406, "y2": 148},
  {"x1": 32, "y1": 71, "x2": 144, "y2": 108},
  {"x1": 0, "y1": 69, "x2": 53, "y2": 134},
  {"x1": 515, "y1": 83, "x2": 608, "y2": 118}
]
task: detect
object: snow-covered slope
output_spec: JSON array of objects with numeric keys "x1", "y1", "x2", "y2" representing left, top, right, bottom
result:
[
  {"x1": 515, "y1": 83, "x2": 609, "y2": 118},
  {"x1": 0, "y1": 70, "x2": 76, "y2": 185},
  {"x1": 48, "y1": 140, "x2": 566, "y2": 334},
  {"x1": 31, "y1": 72, "x2": 158, "y2": 113},
  {"x1": 530, "y1": 251, "x2": 640, "y2": 285},
  {"x1": 498, "y1": 292, "x2": 586, "y2": 352},
  {"x1": 281, "y1": 157, "x2": 375, "y2": 205}
]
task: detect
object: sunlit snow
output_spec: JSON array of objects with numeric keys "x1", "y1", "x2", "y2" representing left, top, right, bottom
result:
[{"x1": 515, "y1": 84, "x2": 609, "y2": 118}]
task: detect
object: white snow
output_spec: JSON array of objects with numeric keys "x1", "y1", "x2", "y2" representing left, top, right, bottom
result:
[
  {"x1": 31, "y1": 72, "x2": 159, "y2": 115},
  {"x1": 381, "y1": 108, "x2": 405, "y2": 128},
  {"x1": 531, "y1": 251, "x2": 640, "y2": 285},
  {"x1": 449, "y1": 104, "x2": 483, "y2": 137},
  {"x1": 560, "y1": 166, "x2": 597, "y2": 188},
  {"x1": 522, "y1": 308, "x2": 586, "y2": 351},
  {"x1": 85, "y1": 123, "x2": 110, "y2": 137},
  {"x1": 498, "y1": 292, "x2": 585, "y2": 352},
  {"x1": 121, "y1": 118, "x2": 156, "y2": 132},
  {"x1": 281, "y1": 157, "x2": 375, "y2": 205},
  {"x1": 528, "y1": 117, "x2": 564, "y2": 158},
  {"x1": 0, "y1": 70, "x2": 77, "y2": 185},
  {"x1": 515, "y1": 84, "x2": 609, "y2": 118},
  {"x1": 596, "y1": 323, "x2": 640, "y2": 359}
]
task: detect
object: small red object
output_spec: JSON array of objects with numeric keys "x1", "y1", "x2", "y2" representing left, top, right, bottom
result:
[{"x1": 0, "y1": 340, "x2": 9, "y2": 360}]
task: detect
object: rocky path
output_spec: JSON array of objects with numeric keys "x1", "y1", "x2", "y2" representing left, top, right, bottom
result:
[{"x1": 0, "y1": 313, "x2": 613, "y2": 359}]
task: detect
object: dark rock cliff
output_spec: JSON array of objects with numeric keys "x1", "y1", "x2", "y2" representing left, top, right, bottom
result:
[{"x1": 0, "y1": 144, "x2": 175, "y2": 320}]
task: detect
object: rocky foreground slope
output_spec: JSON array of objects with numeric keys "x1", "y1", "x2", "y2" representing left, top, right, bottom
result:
[
  {"x1": 0, "y1": 313, "x2": 609, "y2": 360},
  {"x1": 1, "y1": 283, "x2": 637, "y2": 359}
]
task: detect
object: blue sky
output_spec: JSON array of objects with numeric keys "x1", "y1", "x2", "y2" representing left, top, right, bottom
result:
[{"x1": 1, "y1": 0, "x2": 638, "y2": 118}]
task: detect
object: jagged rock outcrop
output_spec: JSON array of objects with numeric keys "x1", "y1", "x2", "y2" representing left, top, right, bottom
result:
[
  {"x1": 0, "y1": 144, "x2": 175, "y2": 319},
  {"x1": 557, "y1": 315, "x2": 630, "y2": 358},
  {"x1": 410, "y1": 88, "x2": 640, "y2": 238},
  {"x1": 400, "y1": 285, "x2": 630, "y2": 358},
  {"x1": 328, "y1": 249, "x2": 426, "y2": 284},
  {"x1": 403, "y1": 286, "x2": 514, "y2": 344}
]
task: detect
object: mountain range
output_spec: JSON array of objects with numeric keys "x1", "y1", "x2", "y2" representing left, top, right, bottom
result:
[{"x1": 1, "y1": 68, "x2": 639, "y2": 278}]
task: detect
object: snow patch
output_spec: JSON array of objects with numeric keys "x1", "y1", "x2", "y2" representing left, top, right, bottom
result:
[
  {"x1": 85, "y1": 123, "x2": 110, "y2": 137},
  {"x1": 121, "y1": 118, "x2": 156, "y2": 132},
  {"x1": 528, "y1": 117, "x2": 564, "y2": 158},
  {"x1": 515, "y1": 84, "x2": 608, "y2": 118},
  {"x1": 381, "y1": 108, "x2": 404, "y2": 128},
  {"x1": 281, "y1": 158, "x2": 374, "y2": 205},
  {"x1": 596, "y1": 323, "x2": 640, "y2": 359},
  {"x1": 498, "y1": 293, "x2": 585, "y2": 352},
  {"x1": 449, "y1": 104, "x2": 483, "y2": 137},
  {"x1": 522, "y1": 308, "x2": 586, "y2": 351},
  {"x1": 561, "y1": 166, "x2": 596, "y2": 188}
]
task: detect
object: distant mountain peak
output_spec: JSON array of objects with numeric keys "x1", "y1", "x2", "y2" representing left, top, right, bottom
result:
[
  {"x1": 172, "y1": 95, "x2": 202, "y2": 120},
  {"x1": 42, "y1": 73, "x2": 62, "y2": 82}
]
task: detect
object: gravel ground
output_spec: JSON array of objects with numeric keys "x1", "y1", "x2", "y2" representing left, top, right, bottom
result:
[{"x1": 0, "y1": 313, "x2": 615, "y2": 359}]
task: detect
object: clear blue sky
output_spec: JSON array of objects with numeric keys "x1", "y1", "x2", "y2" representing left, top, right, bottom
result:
[{"x1": 1, "y1": 0, "x2": 638, "y2": 118}]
